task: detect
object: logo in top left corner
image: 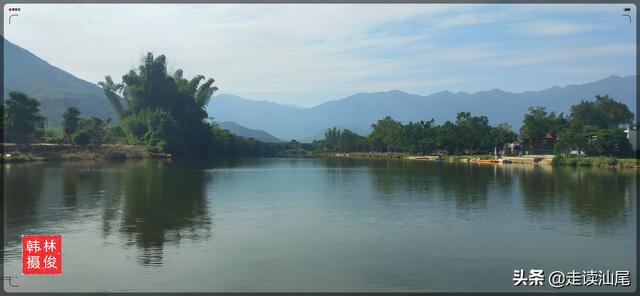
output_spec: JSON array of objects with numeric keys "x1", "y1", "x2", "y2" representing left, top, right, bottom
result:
[{"x1": 8, "y1": 6, "x2": 20, "y2": 24}]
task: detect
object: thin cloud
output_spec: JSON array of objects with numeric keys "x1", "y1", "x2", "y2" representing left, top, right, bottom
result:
[
  {"x1": 486, "y1": 43, "x2": 636, "y2": 67},
  {"x1": 513, "y1": 20, "x2": 601, "y2": 36}
]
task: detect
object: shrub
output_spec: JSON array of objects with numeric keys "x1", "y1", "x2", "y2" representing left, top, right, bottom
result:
[
  {"x1": 121, "y1": 114, "x2": 148, "y2": 139},
  {"x1": 72, "y1": 131, "x2": 91, "y2": 145},
  {"x1": 552, "y1": 156, "x2": 564, "y2": 165},
  {"x1": 577, "y1": 158, "x2": 592, "y2": 166}
]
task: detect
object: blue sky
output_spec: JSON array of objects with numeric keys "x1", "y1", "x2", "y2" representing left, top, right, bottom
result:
[{"x1": 4, "y1": 4, "x2": 636, "y2": 107}]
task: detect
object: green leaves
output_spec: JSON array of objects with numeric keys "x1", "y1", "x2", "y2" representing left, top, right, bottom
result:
[
  {"x1": 315, "y1": 113, "x2": 517, "y2": 155},
  {"x1": 4, "y1": 91, "x2": 44, "y2": 143},
  {"x1": 98, "y1": 76, "x2": 127, "y2": 118},
  {"x1": 520, "y1": 106, "x2": 567, "y2": 139},
  {"x1": 98, "y1": 52, "x2": 218, "y2": 155},
  {"x1": 315, "y1": 127, "x2": 369, "y2": 152},
  {"x1": 370, "y1": 116, "x2": 403, "y2": 152},
  {"x1": 62, "y1": 107, "x2": 80, "y2": 136},
  {"x1": 525, "y1": 95, "x2": 635, "y2": 157},
  {"x1": 569, "y1": 95, "x2": 634, "y2": 129}
]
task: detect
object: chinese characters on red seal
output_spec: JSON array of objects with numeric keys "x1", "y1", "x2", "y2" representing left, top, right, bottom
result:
[{"x1": 22, "y1": 235, "x2": 62, "y2": 275}]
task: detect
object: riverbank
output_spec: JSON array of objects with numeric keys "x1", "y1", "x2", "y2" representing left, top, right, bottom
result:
[
  {"x1": 314, "y1": 152, "x2": 411, "y2": 159},
  {"x1": 1, "y1": 143, "x2": 169, "y2": 162},
  {"x1": 551, "y1": 155, "x2": 638, "y2": 168},
  {"x1": 316, "y1": 151, "x2": 638, "y2": 169}
]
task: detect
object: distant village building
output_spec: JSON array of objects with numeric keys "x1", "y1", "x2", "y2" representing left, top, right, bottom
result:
[
  {"x1": 618, "y1": 123, "x2": 638, "y2": 152},
  {"x1": 569, "y1": 149, "x2": 586, "y2": 156},
  {"x1": 34, "y1": 117, "x2": 47, "y2": 130},
  {"x1": 520, "y1": 134, "x2": 556, "y2": 156},
  {"x1": 500, "y1": 122, "x2": 637, "y2": 157},
  {"x1": 502, "y1": 142, "x2": 521, "y2": 156}
]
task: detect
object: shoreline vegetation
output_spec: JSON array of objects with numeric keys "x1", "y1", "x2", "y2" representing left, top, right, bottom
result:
[
  {"x1": 313, "y1": 151, "x2": 638, "y2": 169},
  {"x1": 1, "y1": 141, "x2": 313, "y2": 163},
  {"x1": 2, "y1": 52, "x2": 638, "y2": 168},
  {"x1": 3, "y1": 144, "x2": 637, "y2": 169},
  {"x1": 1, "y1": 143, "x2": 170, "y2": 162}
]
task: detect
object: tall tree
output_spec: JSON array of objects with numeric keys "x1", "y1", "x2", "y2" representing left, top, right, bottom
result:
[
  {"x1": 62, "y1": 107, "x2": 81, "y2": 138},
  {"x1": 520, "y1": 106, "x2": 567, "y2": 138},
  {"x1": 402, "y1": 120, "x2": 436, "y2": 154},
  {"x1": 455, "y1": 112, "x2": 491, "y2": 155},
  {"x1": 4, "y1": 91, "x2": 44, "y2": 143},
  {"x1": 369, "y1": 116, "x2": 403, "y2": 152},
  {"x1": 569, "y1": 95, "x2": 634, "y2": 129},
  {"x1": 99, "y1": 53, "x2": 218, "y2": 154}
]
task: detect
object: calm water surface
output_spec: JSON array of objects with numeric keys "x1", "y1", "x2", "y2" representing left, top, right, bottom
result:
[{"x1": 3, "y1": 158, "x2": 636, "y2": 292}]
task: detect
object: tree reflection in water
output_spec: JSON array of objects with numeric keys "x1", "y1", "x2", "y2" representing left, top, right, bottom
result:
[
  {"x1": 518, "y1": 165, "x2": 635, "y2": 233},
  {"x1": 319, "y1": 158, "x2": 634, "y2": 233},
  {"x1": 3, "y1": 158, "x2": 634, "y2": 270},
  {"x1": 117, "y1": 160, "x2": 212, "y2": 266},
  {"x1": 3, "y1": 160, "x2": 213, "y2": 267}
]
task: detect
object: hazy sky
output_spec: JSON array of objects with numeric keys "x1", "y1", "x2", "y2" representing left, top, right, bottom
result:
[{"x1": 3, "y1": 4, "x2": 636, "y2": 107}]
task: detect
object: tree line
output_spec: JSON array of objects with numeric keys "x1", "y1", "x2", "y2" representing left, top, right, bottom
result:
[
  {"x1": 2, "y1": 52, "x2": 636, "y2": 158},
  {"x1": 1, "y1": 53, "x2": 304, "y2": 157},
  {"x1": 2, "y1": 90, "x2": 306, "y2": 157},
  {"x1": 313, "y1": 95, "x2": 635, "y2": 157}
]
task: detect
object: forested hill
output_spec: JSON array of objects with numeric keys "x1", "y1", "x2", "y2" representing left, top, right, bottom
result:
[{"x1": 3, "y1": 38, "x2": 115, "y2": 127}]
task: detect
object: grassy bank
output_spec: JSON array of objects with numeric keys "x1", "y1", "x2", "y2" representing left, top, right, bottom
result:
[
  {"x1": 551, "y1": 155, "x2": 638, "y2": 168},
  {"x1": 1, "y1": 143, "x2": 168, "y2": 163}
]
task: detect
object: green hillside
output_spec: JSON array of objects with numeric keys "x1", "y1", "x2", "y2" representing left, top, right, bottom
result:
[{"x1": 3, "y1": 39, "x2": 115, "y2": 128}]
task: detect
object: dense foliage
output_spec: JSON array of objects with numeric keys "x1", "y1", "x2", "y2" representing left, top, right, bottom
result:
[
  {"x1": 62, "y1": 107, "x2": 80, "y2": 138},
  {"x1": 522, "y1": 95, "x2": 634, "y2": 157},
  {"x1": 95, "y1": 52, "x2": 317, "y2": 157},
  {"x1": 569, "y1": 95, "x2": 634, "y2": 129},
  {"x1": 210, "y1": 125, "x2": 312, "y2": 157},
  {"x1": 314, "y1": 113, "x2": 517, "y2": 155},
  {"x1": 99, "y1": 53, "x2": 218, "y2": 155},
  {"x1": 519, "y1": 107, "x2": 568, "y2": 139},
  {"x1": 3, "y1": 91, "x2": 44, "y2": 143},
  {"x1": 315, "y1": 95, "x2": 634, "y2": 157}
]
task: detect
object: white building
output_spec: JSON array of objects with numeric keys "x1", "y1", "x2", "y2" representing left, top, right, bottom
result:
[
  {"x1": 619, "y1": 123, "x2": 638, "y2": 151},
  {"x1": 628, "y1": 128, "x2": 638, "y2": 152}
]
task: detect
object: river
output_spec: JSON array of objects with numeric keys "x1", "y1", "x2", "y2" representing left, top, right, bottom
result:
[{"x1": 2, "y1": 158, "x2": 636, "y2": 292}]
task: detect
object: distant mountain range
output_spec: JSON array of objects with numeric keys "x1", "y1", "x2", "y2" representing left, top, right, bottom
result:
[
  {"x1": 217, "y1": 121, "x2": 283, "y2": 143},
  {"x1": 208, "y1": 75, "x2": 637, "y2": 141},
  {"x1": 3, "y1": 38, "x2": 116, "y2": 127},
  {"x1": 4, "y1": 39, "x2": 636, "y2": 142}
]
